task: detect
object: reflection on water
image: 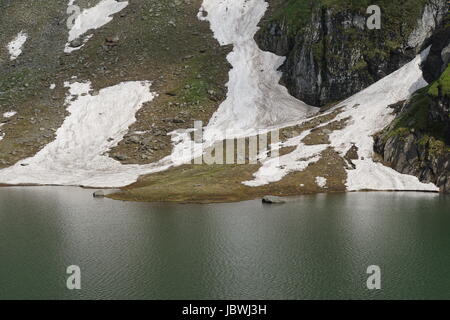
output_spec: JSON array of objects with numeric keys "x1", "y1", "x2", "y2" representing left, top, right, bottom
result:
[{"x1": 0, "y1": 187, "x2": 449, "y2": 299}]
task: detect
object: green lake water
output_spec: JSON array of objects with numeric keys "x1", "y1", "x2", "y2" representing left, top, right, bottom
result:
[{"x1": 0, "y1": 187, "x2": 449, "y2": 299}]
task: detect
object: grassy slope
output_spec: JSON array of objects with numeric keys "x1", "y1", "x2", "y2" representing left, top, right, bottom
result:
[
  {"x1": 0, "y1": 0, "x2": 230, "y2": 167},
  {"x1": 111, "y1": 109, "x2": 349, "y2": 203},
  {"x1": 429, "y1": 65, "x2": 450, "y2": 98},
  {"x1": 115, "y1": 1, "x2": 449, "y2": 202},
  {"x1": 1, "y1": 0, "x2": 443, "y2": 202},
  {"x1": 111, "y1": 148, "x2": 347, "y2": 203}
]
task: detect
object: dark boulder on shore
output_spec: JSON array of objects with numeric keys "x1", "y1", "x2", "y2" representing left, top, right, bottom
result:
[
  {"x1": 262, "y1": 196, "x2": 286, "y2": 204},
  {"x1": 93, "y1": 189, "x2": 121, "y2": 198}
]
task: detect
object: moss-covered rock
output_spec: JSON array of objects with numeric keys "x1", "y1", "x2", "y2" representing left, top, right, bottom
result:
[{"x1": 429, "y1": 65, "x2": 450, "y2": 97}]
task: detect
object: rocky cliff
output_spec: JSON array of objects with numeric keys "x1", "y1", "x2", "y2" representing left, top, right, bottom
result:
[
  {"x1": 374, "y1": 12, "x2": 449, "y2": 192},
  {"x1": 256, "y1": 0, "x2": 449, "y2": 193},
  {"x1": 256, "y1": 0, "x2": 448, "y2": 106},
  {"x1": 374, "y1": 63, "x2": 449, "y2": 193}
]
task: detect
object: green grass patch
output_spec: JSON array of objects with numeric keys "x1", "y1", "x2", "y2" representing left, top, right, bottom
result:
[
  {"x1": 428, "y1": 65, "x2": 450, "y2": 98},
  {"x1": 384, "y1": 86, "x2": 449, "y2": 152}
]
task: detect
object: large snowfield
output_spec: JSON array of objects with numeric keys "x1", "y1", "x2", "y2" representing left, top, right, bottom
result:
[
  {"x1": 0, "y1": 81, "x2": 162, "y2": 187},
  {"x1": 199, "y1": 0, "x2": 317, "y2": 142},
  {"x1": 244, "y1": 47, "x2": 439, "y2": 192},
  {"x1": 0, "y1": 0, "x2": 440, "y2": 192}
]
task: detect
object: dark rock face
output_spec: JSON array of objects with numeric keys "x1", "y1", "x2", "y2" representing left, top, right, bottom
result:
[
  {"x1": 256, "y1": 0, "x2": 448, "y2": 106},
  {"x1": 374, "y1": 11, "x2": 450, "y2": 193},
  {"x1": 375, "y1": 132, "x2": 450, "y2": 192},
  {"x1": 257, "y1": 1, "x2": 449, "y2": 192},
  {"x1": 374, "y1": 94, "x2": 450, "y2": 193},
  {"x1": 421, "y1": 13, "x2": 450, "y2": 83}
]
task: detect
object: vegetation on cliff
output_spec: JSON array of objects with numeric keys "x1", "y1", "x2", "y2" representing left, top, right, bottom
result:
[
  {"x1": 375, "y1": 64, "x2": 449, "y2": 192},
  {"x1": 257, "y1": 0, "x2": 444, "y2": 106}
]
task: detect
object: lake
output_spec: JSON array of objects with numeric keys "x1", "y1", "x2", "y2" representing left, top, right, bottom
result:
[{"x1": 0, "y1": 187, "x2": 449, "y2": 299}]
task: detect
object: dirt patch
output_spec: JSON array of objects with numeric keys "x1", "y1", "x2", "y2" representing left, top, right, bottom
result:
[
  {"x1": 302, "y1": 116, "x2": 349, "y2": 145},
  {"x1": 279, "y1": 107, "x2": 345, "y2": 142}
]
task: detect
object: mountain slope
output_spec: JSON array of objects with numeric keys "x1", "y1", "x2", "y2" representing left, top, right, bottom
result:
[
  {"x1": 1, "y1": 0, "x2": 448, "y2": 199},
  {"x1": 374, "y1": 12, "x2": 449, "y2": 193},
  {"x1": 0, "y1": 0, "x2": 230, "y2": 170},
  {"x1": 374, "y1": 67, "x2": 450, "y2": 192}
]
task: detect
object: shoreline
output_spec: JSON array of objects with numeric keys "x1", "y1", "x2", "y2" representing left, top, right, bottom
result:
[{"x1": 0, "y1": 182, "x2": 442, "y2": 205}]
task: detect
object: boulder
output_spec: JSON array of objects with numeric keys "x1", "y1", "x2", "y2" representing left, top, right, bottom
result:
[
  {"x1": 93, "y1": 190, "x2": 106, "y2": 198},
  {"x1": 113, "y1": 154, "x2": 128, "y2": 161},
  {"x1": 262, "y1": 196, "x2": 286, "y2": 204},
  {"x1": 93, "y1": 189, "x2": 121, "y2": 198},
  {"x1": 69, "y1": 38, "x2": 83, "y2": 48}
]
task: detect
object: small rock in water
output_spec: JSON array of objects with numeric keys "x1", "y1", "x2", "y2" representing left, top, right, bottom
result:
[
  {"x1": 93, "y1": 189, "x2": 121, "y2": 198},
  {"x1": 262, "y1": 196, "x2": 286, "y2": 204},
  {"x1": 93, "y1": 190, "x2": 105, "y2": 198}
]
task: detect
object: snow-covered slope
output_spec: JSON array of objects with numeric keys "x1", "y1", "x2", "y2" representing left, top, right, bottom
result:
[
  {"x1": 0, "y1": 0, "x2": 440, "y2": 193},
  {"x1": 0, "y1": 81, "x2": 160, "y2": 187},
  {"x1": 245, "y1": 47, "x2": 438, "y2": 192},
  {"x1": 329, "y1": 48, "x2": 438, "y2": 191},
  {"x1": 199, "y1": 0, "x2": 317, "y2": 141}
]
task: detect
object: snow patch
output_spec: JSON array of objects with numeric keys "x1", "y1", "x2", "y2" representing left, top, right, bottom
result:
[
  {"x1": 328, "y1": 48, "x2": 438, "y2": 192},
  {"x1": 0, "y1": 81, "x2": 167, "y2": 187},
  {"x1": 244, "y1": 48, "x2": 438, "y2": 192},
  {"x1": 346, "y1": 160, "x2": 437, "y2": 191},
  {"x1": 315, "y1": 177, "x2": 327, "y2": 188},
  {"x1": 243, "y1": 130, "x2": 328, "y2": 186},
  {"x1": 64, "y1": 0, "x2": 128, "y2": 53},
  {"x1": 3, "y1": 111, "x2": 17, "y2": 118},
  {"x1": 7, "y1": 31, "x2": 27, "y2": 60},
  {"x1": 50, "y1": 84, "x2": 56, "y2": 90},
  {"x1": 198, "y1": 0, "x2": 317, "y2": 142}
]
